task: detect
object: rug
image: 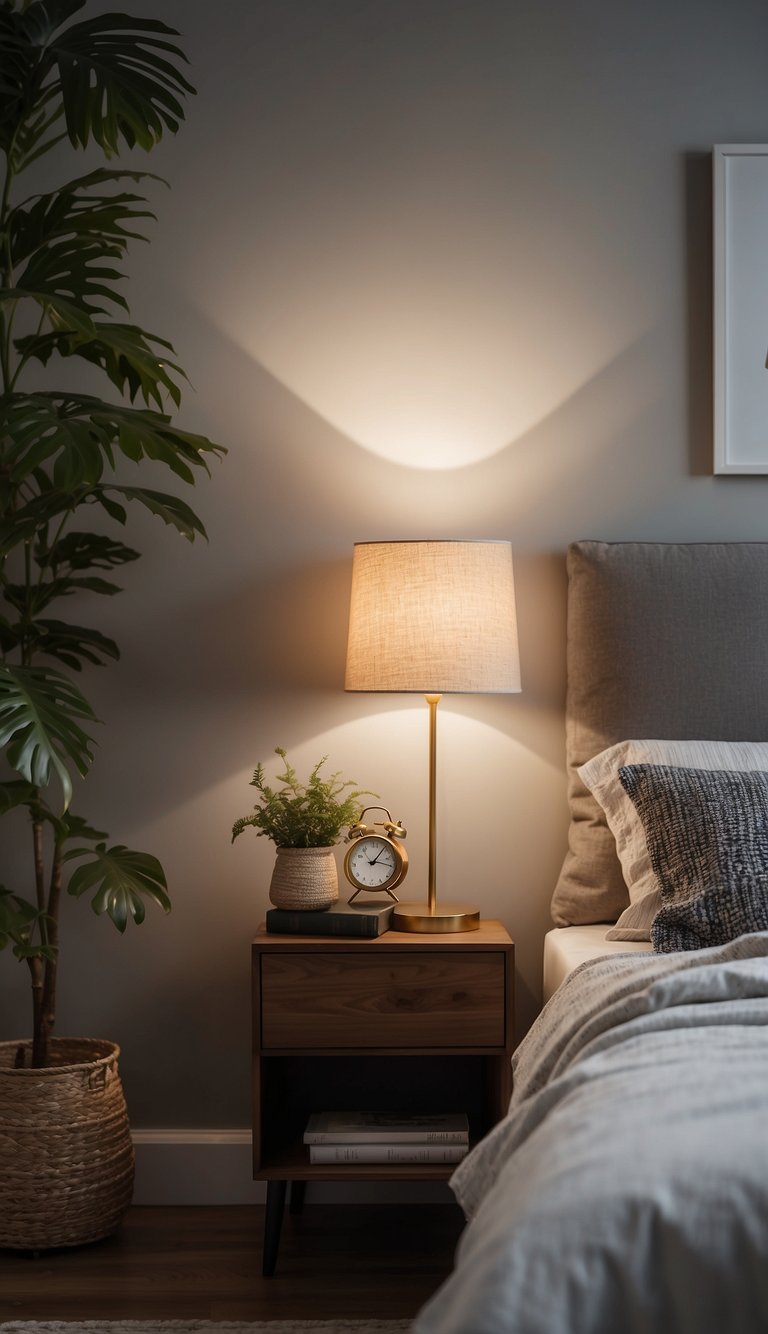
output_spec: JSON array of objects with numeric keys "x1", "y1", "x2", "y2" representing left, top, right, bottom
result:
[{"x1": 0, "y1": 1323, "x2": 413, "y2": 1334}]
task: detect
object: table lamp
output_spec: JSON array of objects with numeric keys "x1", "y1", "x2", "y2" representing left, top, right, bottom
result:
[{"x1": 344, "y1": 539, "x2": 521, "y2": 932}]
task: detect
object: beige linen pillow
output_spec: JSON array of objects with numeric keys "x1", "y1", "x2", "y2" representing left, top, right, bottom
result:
[{"x1": 578, "y1": 739, "x2": 768, "y2": 940}]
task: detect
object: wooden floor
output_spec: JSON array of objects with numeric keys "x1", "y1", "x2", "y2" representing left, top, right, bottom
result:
[{"x1": 0, "y1": 1203, "x2": 464, "y2": 1323}]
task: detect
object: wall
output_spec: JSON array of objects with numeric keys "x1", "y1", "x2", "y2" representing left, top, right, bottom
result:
[{"x1": 3, "y1": 0, "x2": 768, "y2": 1157}]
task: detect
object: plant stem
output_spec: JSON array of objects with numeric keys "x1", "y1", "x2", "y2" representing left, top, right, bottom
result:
[
  {"x1": 32, "y1": 816, "x2": 46, "y2": 917},
  {"x1": 35, "y1": 843, "x2": 63, "y2": 1068},
  {"x1": 28, "y1": 956, "x2": 43, "y2": 1068},
  {"x1": 19, "y1": 539, "x2": 33, "y2": 665}
]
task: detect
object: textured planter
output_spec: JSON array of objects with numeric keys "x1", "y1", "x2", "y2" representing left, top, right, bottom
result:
[
  {"x1": 269, "y1": 846, "x2": 339, "y2": 910},
  {"x1": 0, "y1": 1037, "x2": 134, "y2": 1250}
]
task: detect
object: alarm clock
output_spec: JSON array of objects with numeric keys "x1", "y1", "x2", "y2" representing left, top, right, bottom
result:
[{"x1": 343, "y1": 806, "x2": 409, "y2": 903}]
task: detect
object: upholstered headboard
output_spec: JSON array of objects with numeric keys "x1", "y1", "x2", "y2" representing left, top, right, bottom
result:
[{"x1": 551, "y1": 541, "x2": 768, "y2": 927}]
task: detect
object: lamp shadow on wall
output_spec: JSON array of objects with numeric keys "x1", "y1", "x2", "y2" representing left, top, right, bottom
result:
[
  {"x1": 166, "y1": 268, "x2": 659, "y2": 496},
  {"x1": 194, "y1": 559, "x2": 354, "y2": 695}
]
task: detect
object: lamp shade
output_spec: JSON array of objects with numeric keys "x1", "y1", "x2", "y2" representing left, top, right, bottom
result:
[{"x1": 345, "y1": 540, "x2": 521, "y2": 694}]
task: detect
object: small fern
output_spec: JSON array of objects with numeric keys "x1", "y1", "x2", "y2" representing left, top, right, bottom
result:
[{"x1": 231, "y1": 748, "x2": 375, "y2": 848}]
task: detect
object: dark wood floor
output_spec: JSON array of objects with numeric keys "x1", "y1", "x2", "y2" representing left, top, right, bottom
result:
[{"x1": 0, "y1": 1203, "x2": 464, "y2": 1323}]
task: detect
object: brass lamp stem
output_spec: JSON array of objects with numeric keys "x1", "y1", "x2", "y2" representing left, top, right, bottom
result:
[
  {"x1": 389, "y1": 692, "x2": 480, "y2": 934},
  {"x1": 426, "y1": 693, "x2": 441, "y2": 915}
]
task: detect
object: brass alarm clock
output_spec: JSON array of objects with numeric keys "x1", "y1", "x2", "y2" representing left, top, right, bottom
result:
[{"x1": 343, "y1": 806, "x2": 409, "y2": 903}]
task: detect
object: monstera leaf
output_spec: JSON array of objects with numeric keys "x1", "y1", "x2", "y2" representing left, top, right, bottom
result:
[
  {"x1": 18, "y1": 322, "x2": 183, "y2": 410},
  {"x1": 0, "y1": 663, "x2": 96, "y2": 809},
  {"x1": 65, "y1": 843, "x2": 171, "y2": 931},
  {"x1": 0, "y1": 3, "x2": 195, "y2": 166},
  {"x1": 8, "y1": 171, "x2": 157, "y2": 323},
  {"x1": 0, "y1": 779, "x2": 38, "y2": 814},
  {"x1": 1, "y1": 393, "x2": 221, "y2": 490},
  {"x1": 0, "y1": 887, "x2": 55, "y2": 961}
]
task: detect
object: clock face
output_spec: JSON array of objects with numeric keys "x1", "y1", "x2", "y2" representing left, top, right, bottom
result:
[{"x1": 346, "y1": 836, "x2": 399, "y2": 889}]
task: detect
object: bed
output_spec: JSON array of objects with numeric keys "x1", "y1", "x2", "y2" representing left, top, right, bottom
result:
[{"x1": 413, "y1": 541, "x2": 768, "y2": 1334}]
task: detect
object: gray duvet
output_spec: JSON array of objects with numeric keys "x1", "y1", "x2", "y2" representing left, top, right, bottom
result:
[{"x1": 414, "y1": 933, "x2": 768, "y2": 1334}]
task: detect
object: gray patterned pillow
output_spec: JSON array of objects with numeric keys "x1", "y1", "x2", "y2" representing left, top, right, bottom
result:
[{"x1": 618, "y1": 764, "x2": 768, "y2": 953}]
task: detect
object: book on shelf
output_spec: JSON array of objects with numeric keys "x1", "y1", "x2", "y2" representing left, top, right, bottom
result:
[
  {"x1": 308, "y1": 1143, "x2": 468, "y2": 1165},
  {"x1": 265, "y1": 900, "x2": 394, "y2": 938},
  {"x1": 303, "y1": 1111, "x2": 470, "y2": 1145}
]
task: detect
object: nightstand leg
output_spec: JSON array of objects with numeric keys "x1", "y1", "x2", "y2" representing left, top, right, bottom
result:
[
  {"x1": 289, "y1": 1180, "x2": 306, "y2": 1214},
  {"x1": 262, "y1": 1179, "x2": 287, "y2": 1277}
]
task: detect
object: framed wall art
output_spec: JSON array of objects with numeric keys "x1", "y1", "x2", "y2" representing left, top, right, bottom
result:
[{"x1": 713, "y1": 143, "x2": 768, "y2": 474}]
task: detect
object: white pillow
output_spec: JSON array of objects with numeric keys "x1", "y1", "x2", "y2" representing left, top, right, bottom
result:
[{"x1": 578, "y1": 740, "x2": 768, "y2": 941}]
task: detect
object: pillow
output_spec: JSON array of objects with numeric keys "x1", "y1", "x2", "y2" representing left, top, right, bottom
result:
[
  {"x1": 579, "y1": 740, "x2": 768, "y2": 941},
  {"x1": 618, "y1": 764, "x2": 768, "y2": 953},
  {"x1": 551, "y1": 541, "x2": 768, "y2": 928}
]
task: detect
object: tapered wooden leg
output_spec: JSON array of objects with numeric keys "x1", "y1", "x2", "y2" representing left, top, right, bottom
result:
[
  {"x1": 289, "y1": 1180, "x2": 306, "y2": 1215},
  {"x1": 262, "y1": 1179, "x2": 287, "y2": 1277}
]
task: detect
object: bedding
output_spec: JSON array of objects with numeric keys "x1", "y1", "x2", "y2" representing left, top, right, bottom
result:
[{"x1": 413, "y1": 934, "x2": 768, "y2": 1334}]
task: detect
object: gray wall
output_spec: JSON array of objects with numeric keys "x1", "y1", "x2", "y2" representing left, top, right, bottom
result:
[{"x1": 3, "y1": 0, "x2": 768, "y2": 1126}]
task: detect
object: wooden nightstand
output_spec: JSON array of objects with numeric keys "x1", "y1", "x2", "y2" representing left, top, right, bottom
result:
[{"x1": 252, "y1": 920, "x2": 514, "y2": 1275}]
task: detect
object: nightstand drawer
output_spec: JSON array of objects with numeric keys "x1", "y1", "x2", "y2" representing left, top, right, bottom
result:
[{"x1": 260, "y1": 952, "x2": 506, "y2": 1049}]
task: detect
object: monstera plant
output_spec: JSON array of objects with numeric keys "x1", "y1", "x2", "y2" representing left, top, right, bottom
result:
[{"x1": 0, "y1": 0, "x2": 224, "y2": 1070}]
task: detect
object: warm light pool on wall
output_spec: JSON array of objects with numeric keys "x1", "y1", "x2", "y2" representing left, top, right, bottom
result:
[{"x1": 344, "y1": 539, "x2": 521, "y2": 932}]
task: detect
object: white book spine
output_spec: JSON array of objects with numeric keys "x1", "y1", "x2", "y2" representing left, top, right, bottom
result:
[
  {"x1": 305, "y1": 1130, "x2": 469, "y2": 1145},
  {"x1": 308, "y1": 1144, "x2": 468, "y2": 1164}
]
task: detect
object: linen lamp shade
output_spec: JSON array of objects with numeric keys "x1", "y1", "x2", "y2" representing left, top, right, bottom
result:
[{"x1": 344, "y1": 540, "x2": 521, "y2": 694}]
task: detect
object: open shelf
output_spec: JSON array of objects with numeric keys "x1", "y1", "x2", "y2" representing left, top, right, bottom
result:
[{"x1": 254, "y1": 1053, "x2": 500, "y2": 1180}]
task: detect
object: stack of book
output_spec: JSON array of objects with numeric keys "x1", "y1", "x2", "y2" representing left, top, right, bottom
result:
[
  {"x1": 266, "y1": 900, "x2": 395, "y2": 938},
  {"x1": 303, "y1": 1111, "x2": 470, "y2": 1164}
]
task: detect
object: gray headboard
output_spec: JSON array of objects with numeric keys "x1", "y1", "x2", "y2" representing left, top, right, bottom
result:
[{"x1": 551, "y1": 541, "x2": 768, "y2": 926}]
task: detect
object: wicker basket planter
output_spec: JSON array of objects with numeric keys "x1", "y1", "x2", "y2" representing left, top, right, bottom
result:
[
  {"x1": 0, "y1": 1037, "x2": 134, "y2": 1250},
  {"x1": 269, "y1": 845, "x2": 339, "y2": 910}
]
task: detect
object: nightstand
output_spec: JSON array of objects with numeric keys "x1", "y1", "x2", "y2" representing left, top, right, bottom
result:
[{"x1": 251, "y1": 920, "x2": 514, "y2": 1275}]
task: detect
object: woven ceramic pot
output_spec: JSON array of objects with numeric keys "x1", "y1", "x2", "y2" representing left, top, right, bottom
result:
[
  {"x1": 269, "y1": 846, "x2": 339, "y2": 910},
  {"x1": 0, "y1": 1037, "x2": 134, "y2": 1250}
]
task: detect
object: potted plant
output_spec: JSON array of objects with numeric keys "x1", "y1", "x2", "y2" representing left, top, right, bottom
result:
[
  {"x1": 232, "y1": 748, "x2": 373, "y2": 910},
  {"x1": 0, "y1": 0, "x2": 223, "y2": 1249}
]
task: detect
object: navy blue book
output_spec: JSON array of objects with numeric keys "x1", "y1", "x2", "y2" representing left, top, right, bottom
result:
[{"x1": 265, "y1": 900, "x2": 395, "y2": 937}]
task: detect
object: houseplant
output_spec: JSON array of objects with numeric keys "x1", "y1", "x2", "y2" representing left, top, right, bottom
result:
[
  {"x1": 0, "y1": 0, "x2": 223, "y2": 1248},
  {"x1": 232, "y1": 748, "x2": 373, "y2": 909}
]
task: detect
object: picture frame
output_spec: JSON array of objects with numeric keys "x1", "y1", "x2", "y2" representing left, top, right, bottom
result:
[{"x1": 713, "y1": 144, "x2": 768, "y2": 474}]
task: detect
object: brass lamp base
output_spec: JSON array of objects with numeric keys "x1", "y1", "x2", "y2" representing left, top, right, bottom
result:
[{"x1": 390, "y1": 902, "x2": 481, "y2": 933}]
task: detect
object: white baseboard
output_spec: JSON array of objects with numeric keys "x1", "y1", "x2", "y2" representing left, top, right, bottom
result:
[
  {"x1": 132, "y1": 1129, "x2": 262, "y2": 1205},
  {"x1": 132, "y1": 1130, "x2": 453, "y2": 1206}
]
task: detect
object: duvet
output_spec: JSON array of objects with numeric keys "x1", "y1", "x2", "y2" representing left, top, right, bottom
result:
[{"x1": 413, "y1": 932, "x2": 768, "y2": 1334}]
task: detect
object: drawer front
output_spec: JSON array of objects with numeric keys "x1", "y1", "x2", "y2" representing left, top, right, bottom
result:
[{"x1": 260, "y1": 952, "x2": 506, "y2": 1049}]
